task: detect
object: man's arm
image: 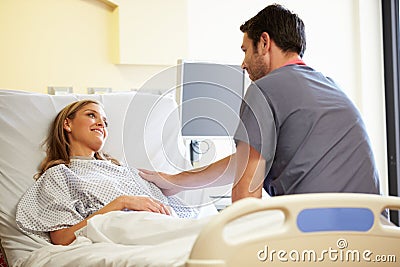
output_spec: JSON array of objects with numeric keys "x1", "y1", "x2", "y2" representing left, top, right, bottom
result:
[
  {"x1": 139, "y1": 154, "x2": 237, "y2": 195},
  {"x1": 232, "y1": 141, "x2": 266, "y2": 202},
  {"x1": 140, "y1": 141, "x2": 266, "y2": 202}
]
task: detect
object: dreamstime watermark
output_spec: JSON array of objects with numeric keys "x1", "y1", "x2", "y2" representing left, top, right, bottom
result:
[{"x1": 257, "y1": 238, "x2": 397, "y2": 263}]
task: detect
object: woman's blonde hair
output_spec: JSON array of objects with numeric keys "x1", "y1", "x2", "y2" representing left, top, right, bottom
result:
[{"x1": 35, "y1": 100, "x2": 120, "y2": 179}]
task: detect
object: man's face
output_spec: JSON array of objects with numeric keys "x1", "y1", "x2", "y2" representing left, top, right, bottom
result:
[{"x1": 241, "y1": 33, "x2": 270, "y2": 81}]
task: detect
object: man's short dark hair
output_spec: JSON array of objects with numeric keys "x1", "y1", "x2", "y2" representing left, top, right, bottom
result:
[{"x1": 240, "y1": 4, "x2": 306, "y2": 58}]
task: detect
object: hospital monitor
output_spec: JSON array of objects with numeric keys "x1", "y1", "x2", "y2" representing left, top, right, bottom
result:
[{"x1": 176, "y1": 60, "x2": 245, "y2": 138}]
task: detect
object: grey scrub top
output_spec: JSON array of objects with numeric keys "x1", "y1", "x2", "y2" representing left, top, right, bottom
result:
[{"x1": 234, "y1": 63, "x2": 380, "y2": 196}]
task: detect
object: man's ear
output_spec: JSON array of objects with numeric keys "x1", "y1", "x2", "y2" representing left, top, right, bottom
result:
[
  {"x1": 63, "y1": 119, "x2": 71, "y2": 133},
  {"x1": 259, "y1": 32, "x2": 271, "y2": 55}
]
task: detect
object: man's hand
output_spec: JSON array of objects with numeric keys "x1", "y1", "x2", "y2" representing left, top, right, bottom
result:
[{"x1": 139, "y1": 155, "x2": 237, "y2": 195}]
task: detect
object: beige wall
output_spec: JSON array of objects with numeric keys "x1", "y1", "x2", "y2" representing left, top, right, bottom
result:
[
  {"x1": 0, "y1": 0, "x2": 388, "y2": 193},
  {"x1": 0, "y1": 0, "x2": 175, "y2": 93}
]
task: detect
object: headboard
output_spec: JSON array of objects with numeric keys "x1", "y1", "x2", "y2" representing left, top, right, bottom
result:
[{"x1": 0, "y1": 90, "x2": 191, "y2": 265}]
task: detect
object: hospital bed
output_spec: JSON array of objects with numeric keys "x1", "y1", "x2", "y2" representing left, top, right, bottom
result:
[{"x1": 0, "y1": 90, "x2": 399, "y2": 266}]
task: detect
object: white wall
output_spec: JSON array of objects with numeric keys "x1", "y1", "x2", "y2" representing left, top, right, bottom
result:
[{"x1": 187, "y1": 0, "x2": 388, "y2": 194}]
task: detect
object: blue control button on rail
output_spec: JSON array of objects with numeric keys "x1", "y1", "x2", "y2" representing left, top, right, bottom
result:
[{"x1": 297, "y1": 208, "x2": 374, "y2": 232}]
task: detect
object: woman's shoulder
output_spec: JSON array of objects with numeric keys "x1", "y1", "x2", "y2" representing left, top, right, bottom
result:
[
  {"x1": 20, "y1": 164, "x2": 70, "y2": 204},
  {"x1": 36, "y1": 163, "x2": 72, "y2": 183},
  {"x1": 42, "y1": 163, "x2": 70, "y2": 175}
]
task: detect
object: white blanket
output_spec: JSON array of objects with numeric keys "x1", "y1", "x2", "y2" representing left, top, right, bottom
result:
[
  {"x1": 15, "y1": 209, "x2": 284, "y2": 267},
  {"x1": 15, "y1": 211, "x2": 212, "y2": 267}
]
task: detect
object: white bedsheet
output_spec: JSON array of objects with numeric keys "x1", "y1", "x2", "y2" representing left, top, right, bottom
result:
[{"x1": 14, "y1": 209, "x2": 284, "y2": 267}]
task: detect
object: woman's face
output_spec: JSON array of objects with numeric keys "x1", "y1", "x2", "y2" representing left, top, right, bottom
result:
[{"x1": 64, "y1": 103, "x2": 108, "y2": 157}]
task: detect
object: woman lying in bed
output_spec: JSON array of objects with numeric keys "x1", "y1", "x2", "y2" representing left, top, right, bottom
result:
[{"x1": 16, "y1": 100, "x2": 198, "y2": 245}]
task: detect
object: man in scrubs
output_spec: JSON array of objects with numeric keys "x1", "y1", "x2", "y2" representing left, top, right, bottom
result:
[{"x1": 140, "y1": 4, "x2": 381, "y2": 201}]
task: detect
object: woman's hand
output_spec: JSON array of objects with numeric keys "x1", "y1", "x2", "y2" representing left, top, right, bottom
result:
[
  {"x1": 138, "y1": 169, "x2": 182, "y2": 196},
  {"x1": 50, "y1": 195, "x2": 171, "y2": 246},
  {"x1": 116, "y1": 195, "x2": 171, "y2": 215}
]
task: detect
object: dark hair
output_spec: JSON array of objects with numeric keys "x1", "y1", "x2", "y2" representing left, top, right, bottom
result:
[{"x1": 240, "y1": 4, "x2": 306, "y2": 58}]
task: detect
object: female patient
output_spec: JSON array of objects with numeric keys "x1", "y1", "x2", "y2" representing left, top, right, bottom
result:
[{"x1": 16, "y1": 100, "x2": 198, "y2": 245}]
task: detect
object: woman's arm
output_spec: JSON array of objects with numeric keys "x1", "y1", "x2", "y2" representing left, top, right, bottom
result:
[{"x1": 50, "y1": 195, "x2": 171, "y2": 245}]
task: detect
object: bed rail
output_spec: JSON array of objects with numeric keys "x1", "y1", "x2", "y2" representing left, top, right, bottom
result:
[{"x1": 186, "y1": 193, "x2": 400, "y2": 266}]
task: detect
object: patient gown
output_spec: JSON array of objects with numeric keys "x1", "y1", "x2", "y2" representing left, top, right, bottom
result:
[{"x1": 16, "y1": 159, "x2": 198, "y2": 241}]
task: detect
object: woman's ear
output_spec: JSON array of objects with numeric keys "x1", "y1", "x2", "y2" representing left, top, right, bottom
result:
[
  {"x1": 259, "y1": 32, "x2": 271, "y2": 55},
  {"x1": 63, "y1": 119, "x2": 71, "y2": 133}
]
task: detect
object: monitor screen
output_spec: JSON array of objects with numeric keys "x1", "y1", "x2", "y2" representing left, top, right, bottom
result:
[{"x1": 176, "y1": 60, "x2": 245, "y2": 138}]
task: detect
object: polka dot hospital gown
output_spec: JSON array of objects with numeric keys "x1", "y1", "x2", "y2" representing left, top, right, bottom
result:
[{"x1": 16, "y1": 159, "x2": 198, "y2": 242}]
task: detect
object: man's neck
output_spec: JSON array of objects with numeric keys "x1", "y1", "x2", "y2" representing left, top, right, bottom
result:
[
  {"x1": 275, "y1": 53, "x2": 302, "y2": 70},
  {"x1": 269, "y1": 44, "x2": 301, "y2": 72}
]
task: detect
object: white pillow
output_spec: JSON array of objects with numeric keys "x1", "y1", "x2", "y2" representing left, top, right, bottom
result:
[{"x1": 0, "y1": 90, "x2": 190, "y2": 265}]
